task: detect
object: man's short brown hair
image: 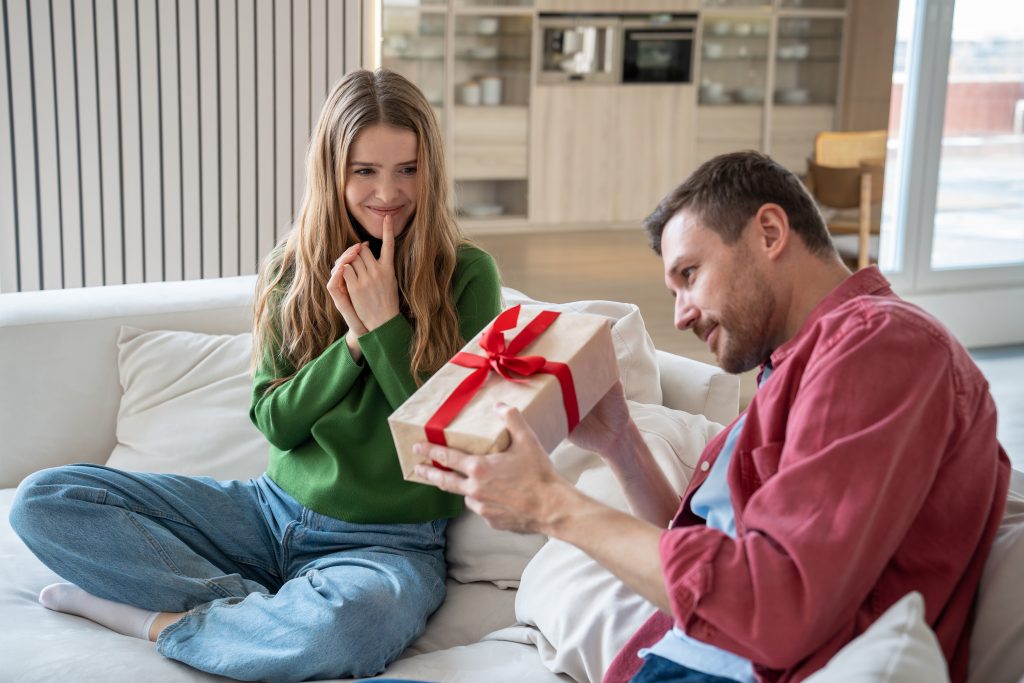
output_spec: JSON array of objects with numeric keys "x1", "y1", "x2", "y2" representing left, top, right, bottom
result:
[{"x1": 644, "y1": 151, "x2": 835, "y2": 257}]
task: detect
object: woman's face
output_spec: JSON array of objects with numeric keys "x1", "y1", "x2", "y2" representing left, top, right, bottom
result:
[{"x1": 344, "y1": 123, "x2": 419, "y2": 239}]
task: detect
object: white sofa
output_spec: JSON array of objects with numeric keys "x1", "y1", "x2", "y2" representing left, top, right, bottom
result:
[{"x1": 1, "y1": 276, "x2": 1022, "y2": 683}]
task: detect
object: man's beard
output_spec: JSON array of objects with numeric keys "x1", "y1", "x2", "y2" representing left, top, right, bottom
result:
[{"x1": 714, "y1": 267, "x2": 776, "y2": 375}]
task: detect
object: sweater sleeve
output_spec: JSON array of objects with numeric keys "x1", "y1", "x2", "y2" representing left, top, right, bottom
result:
[
  {"x1": 250, "y1": 334, "x2": 367, "y2": 451},
  {"x1": 360, "y1": 247, "x2": 503, "y2": 411},
  {"x1": 657, "y1": 309, "x2": 958, "y2": 670}
]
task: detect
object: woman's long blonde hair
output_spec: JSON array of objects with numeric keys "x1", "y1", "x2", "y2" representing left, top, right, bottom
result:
[{"x1": 252, "y1": 68, "x2": 466, "y2": 388}]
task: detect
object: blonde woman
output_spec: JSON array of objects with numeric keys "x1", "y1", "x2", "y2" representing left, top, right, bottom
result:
[{"x1": 10, "y1": 69, "x2": 502, "y2": 681}]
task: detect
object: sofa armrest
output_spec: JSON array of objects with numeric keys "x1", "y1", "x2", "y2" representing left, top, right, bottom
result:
[
  {"x1": 0, "y1": 276, "x2": 256, "y2": 488},
  {"x1": 656, "y1": 350, "x2": 739, "y2": 426}
]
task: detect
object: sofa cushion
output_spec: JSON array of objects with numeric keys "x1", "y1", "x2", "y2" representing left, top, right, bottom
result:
[
  {"x1": 514, "y1": 403, "x2": 720, "y2": 681},
  {"x1": 806, "y1": 592, "x2": 949, "y2": 683},
  {"x1": 105, "y1": 327, "x2": 267, "y2": 480},
  {"x1": 966, "y1": 487, "x2": 1024, "y2": 683}
]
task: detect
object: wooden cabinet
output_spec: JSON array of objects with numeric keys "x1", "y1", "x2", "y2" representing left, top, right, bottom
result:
[
  {"x1": 535, "y1": 0, "x2": 699, "y2": 11},
  {"x1": 696, "y1": 1, "x2": 849, "y2": 175},
  {"x1": 530, "y1": 85, "x2": 696, "y2": 225}
]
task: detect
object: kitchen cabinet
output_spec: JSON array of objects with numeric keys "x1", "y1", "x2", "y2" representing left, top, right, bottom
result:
[
  {"x1": 381, "y1": 1, "x2": 533, "y2": 224},
  {"x1": 535, "y1": 1, "x2": 699, "y2": 11},
  {"x1": 695, "y1": 0, "x2": 848, "y2": 175},
  {"x1": 529, "y1": 85, "x2": 696, "y2": 225}
]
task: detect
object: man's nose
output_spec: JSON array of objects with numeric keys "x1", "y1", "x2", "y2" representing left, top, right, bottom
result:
[{"x1": 674, "y1": 296, "x2": 698, "y2": 331}]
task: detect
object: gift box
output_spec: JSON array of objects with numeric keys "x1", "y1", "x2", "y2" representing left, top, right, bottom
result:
[{"x1": 389, "y1": 304, "x2": 619, "y2": 483}]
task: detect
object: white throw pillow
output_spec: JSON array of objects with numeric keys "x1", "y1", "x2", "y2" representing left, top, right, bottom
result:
[
  {"x1": 806, "y1": 592, "x2": 949, "y2": 683},
  {"x1": 105, "y1": 327, "x2": 267, "y2": 480},
  {"x1": 514, "y1": 402, "x2": 720, "y2": 682},
  {"x1": 503, "y1": 288, "x2": 662, "y2": 405},
  {"x1": 967, "y1": 488, "x2": 1024, "y2": 683}
]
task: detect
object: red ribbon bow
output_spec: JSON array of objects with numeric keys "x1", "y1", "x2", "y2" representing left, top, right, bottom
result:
[{"x1": 424, "y1": 305, "x2": 580, "y2": 461}]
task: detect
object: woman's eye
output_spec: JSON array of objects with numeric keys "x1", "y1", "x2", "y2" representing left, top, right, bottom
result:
[
  {"x1": 400, "y1": 166, "x2": 417, "y2": 176},
  {"x1": 353, "y1": 168, "x2": 373, "y2": 176}
]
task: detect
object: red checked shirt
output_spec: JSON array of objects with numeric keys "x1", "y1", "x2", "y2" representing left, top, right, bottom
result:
[{"x1": 604, "y1": 267, "x2": 1011, "y2": 683}]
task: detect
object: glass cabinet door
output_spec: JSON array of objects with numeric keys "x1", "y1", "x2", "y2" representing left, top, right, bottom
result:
[
  {"x1": 699, "y1": 14, "x2": 771, "y2": 106},
  {"x1": 703, "y1": 0, "x2": 771, "y2": 7},
  {"x1": 381, "y1": 10, "x2": 446, "y2": 111},
  {"x1": 773, "y1": 16, "x2": 843, "y2": 106},
  {"x1": 455, "y1": 0, "x2": 533, "y2": 6},
  {"x1": 778, "y1": 0, "x2": 846, "y2": 9},
  {"x1": 453, "y1": 14, "x2": 532, "y2": 107}
]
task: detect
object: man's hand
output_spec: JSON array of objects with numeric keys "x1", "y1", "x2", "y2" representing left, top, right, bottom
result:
[
  {"x1": 414, "y1": 403, "x2": 580, "y2": 535},
  {"x1": 415, "y1": 401, "x2": 673, "y2": 612},
  {"x1": 344, "y1": 213, "x2": 401, "y2": 332}
]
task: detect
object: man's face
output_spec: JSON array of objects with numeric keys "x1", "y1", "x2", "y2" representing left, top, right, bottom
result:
[{"x1": 661, "y1": 210, "x2": 776, "y2": 374}]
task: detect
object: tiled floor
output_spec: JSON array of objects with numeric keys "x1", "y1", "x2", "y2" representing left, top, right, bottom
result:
[{"x1": 475, "y1": 228, "x2": 1023, "y2": 471}]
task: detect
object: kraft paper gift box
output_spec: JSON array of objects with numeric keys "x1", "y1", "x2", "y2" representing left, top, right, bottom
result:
[{"x1": 389, "y1": 304, "x2": 619, "y2": 484}]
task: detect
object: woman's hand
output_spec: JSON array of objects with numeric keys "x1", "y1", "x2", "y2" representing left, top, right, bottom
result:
[
  {"x1": 343, "y1": 213, "x2": 401, "y2": 332},
  {"x1": 327, "y1": 243, "x2": 369, "y2": 361}
]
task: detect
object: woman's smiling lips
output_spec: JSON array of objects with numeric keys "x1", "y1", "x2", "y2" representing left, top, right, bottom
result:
[{"x1": 368, "y1": 206, "x2": 403, "y2": 218}]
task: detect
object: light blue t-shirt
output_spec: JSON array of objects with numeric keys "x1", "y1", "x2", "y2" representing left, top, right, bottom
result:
[{"x1": 639, "y1": 364, "x2": 774, "y2": 682}]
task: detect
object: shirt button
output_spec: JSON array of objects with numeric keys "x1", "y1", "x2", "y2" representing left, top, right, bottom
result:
[{"x1": 700, "y1": 461, "x2": 710, "y2": 472}]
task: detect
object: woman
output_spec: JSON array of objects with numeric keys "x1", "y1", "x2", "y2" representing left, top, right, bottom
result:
[{"x1": 10, "y1": 68, "x2": 502, "y2": 682}]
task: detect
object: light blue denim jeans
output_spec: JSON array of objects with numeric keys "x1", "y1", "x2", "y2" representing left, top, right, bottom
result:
[{"x1": 10, "y1": 464, "x2": 447, "y2": 682}]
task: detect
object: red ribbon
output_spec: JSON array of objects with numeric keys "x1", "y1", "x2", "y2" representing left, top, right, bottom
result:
[{"x1": 424, "y1": 305, "x2": 580, "y2": 464}]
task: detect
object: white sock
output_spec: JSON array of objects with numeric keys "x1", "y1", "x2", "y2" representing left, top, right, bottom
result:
[{"x1": 39, "y1": 582, "x2": 160, "y2": 640}]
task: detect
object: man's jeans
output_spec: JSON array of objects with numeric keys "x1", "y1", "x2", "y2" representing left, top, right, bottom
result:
[{"x1": 10, "y1": 464, "x2": 447, "y2": 682}]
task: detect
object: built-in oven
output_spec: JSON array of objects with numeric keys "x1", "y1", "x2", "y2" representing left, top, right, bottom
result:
[{"x1": 621, "y1": 15, "x2": 697, "y2": 84}]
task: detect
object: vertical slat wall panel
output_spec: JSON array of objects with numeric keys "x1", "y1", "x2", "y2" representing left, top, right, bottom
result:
[
  {"x1": 96, "y1": 0, "x2": 124, "y2": 285},
  {"x1": 74, "y1": 0, "x2": 103, "y2": 286},
  {"x1": 237, "y1": 0, "x2": 255, "y2": 274},
  {"x1": 273, "y1": 0, "x2": 289, "y2": 244},
  {"x1": 309, "y1": 0, "x2": 324, "y2": 128},
  {"x1": 178, "y1": 0, "x2": 200, "y2": 280},
  {"x1": 31, "y1": 0, "x2": 63, "y2": 290},
  {"x1": 197, "y1": 0, "x2": 218, "y2": 278},
  {"x1": 7, "y1": 0, "x2": 40, "y2": 291},
  {"x1": 138, "y1": 0, "x2": 163, "y2": 282},
  {"x1": 51, "y1": 0, "x2": 84, "y2": 289},
  {"x1": 218, "y1": 0, "x2": 238, "y2": 277},
  {"x1": 0, "y1": 0, "x2": 17, "y2": 292},
  {"x1": 0, "y1": 0, "x2": 360, "y2": 293},
  {"x1": 158, "y1": 0, "x2": 182, "y2": 282},
  {"x1": 254, "y1": 0, "x2": 273, "y2": 265},
  {"x1": 117, "y1": 0, "x2": 143, "y2": 284},
  {"x1": 291, "y1": 0, "x2": 308, "y2": 228}
]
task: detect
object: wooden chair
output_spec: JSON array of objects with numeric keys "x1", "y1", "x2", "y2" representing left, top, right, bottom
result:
[{"x1": 804, "y1": 130, "x2": 888, "y2": 269}]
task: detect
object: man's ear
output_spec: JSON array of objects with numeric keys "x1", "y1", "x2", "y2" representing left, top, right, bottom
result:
[{"x1": 754, "y1": 203, "x2": 791, "y2": 262}]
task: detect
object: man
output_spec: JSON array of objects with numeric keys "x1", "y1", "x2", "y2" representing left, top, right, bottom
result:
[{"x1": 414, "y1": 152, "x2": 1010, "y2": 683}]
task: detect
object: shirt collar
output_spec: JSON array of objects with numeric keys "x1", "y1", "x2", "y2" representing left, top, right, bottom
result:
[{"x1": 768, "y1": 265, "x2": 893, "y2": 369}]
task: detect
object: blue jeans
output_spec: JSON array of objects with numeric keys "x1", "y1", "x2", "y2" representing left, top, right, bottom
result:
[
  {"x1": 10, "y1": 465, "x2": 447, "y2": 682},
  {"x1": 630, "y1": 654, "x2": 743, "y2": 683}
]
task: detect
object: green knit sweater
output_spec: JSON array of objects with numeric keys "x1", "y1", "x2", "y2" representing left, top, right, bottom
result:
[{"x1": 250, "y1": 245, "x2": 502, "y2": 523}]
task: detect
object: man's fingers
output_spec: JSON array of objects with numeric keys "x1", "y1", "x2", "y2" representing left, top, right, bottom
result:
[
  {"x1": 381, "y1": 213, "x2": 395, "y2": 266},
  {"x1": 497, "y1": 402, "x2": 542, "y2": 449}
]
